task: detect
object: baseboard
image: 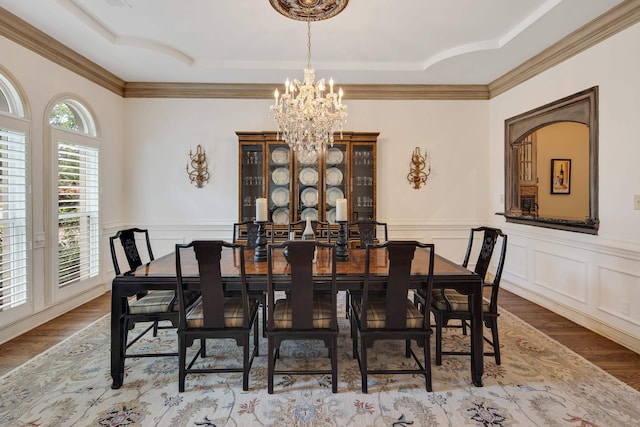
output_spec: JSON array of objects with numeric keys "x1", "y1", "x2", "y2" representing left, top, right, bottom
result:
[
  {"x1": 502, "y1": 281, "x2": 640, "y2": 355},
  {"x1": 0, "y1": 284, "x2": 108, "y2": 345}
]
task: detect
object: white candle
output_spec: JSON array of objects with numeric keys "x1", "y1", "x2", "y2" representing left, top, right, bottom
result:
[
  {"x1": 256, "y1": 198, "x2": 268, "y2": 222},
  {"x1": 336, "y1": 198, "x2": 347, "y2": 222}
]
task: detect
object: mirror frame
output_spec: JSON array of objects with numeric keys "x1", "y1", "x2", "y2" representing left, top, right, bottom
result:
[{"x1": 503, "y1": 86, "x2": 599, "y2": 234}]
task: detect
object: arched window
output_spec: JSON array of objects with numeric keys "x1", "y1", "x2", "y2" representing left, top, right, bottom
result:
[
  {"x1": 0, "y1": 71, "x2": 29, "y2": 312},
  {"x1": 49, "y1": 97, "x2": 100, "y2": 288}
]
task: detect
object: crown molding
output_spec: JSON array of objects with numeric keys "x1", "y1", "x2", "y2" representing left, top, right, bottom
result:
[
  {"x1": 0, "y1": 8, "x2": 124, "y2": 97},
  {"x1": 489, "y1": 0, "x2": 640, "y2": 97},
  {"x1": 1, "y1": 3, "x2": 639, "y2": 101},
  {"x1": 123, "y1": 82, "x2": 490, "y2": 100}
]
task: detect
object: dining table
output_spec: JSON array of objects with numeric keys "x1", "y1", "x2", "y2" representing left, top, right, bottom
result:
[{"x1": 110, "y1": 246, "x2": 484, "y2": 389}]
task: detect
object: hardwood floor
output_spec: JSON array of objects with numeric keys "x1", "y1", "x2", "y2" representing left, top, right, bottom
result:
[{"x1": 1, "y1": 289, "x2": 639, "y2": 391}]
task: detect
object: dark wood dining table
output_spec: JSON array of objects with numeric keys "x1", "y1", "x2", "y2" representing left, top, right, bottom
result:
[{"x1": 110, "y1": 247, "x2": 484, "y2": 389}]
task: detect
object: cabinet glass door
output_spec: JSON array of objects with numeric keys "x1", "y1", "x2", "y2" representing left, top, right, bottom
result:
[
  {"x1": 267, "y1": 143, "x2": 291, "y2": 226},
  {"x1": 350, "y1": 144, "x2": 375, "y2": 221},
  {"x1": 239, "y1": 144, "x2": 264, "y2": 221},
  {"x1": 294, "y1": 149, "x2": 320, "y2": 222},
  {"x1": 324, "y1": 143, "x2": 347, "y2": 224}
]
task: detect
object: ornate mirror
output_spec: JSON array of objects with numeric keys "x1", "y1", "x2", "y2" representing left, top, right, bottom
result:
[{"x1": 503, "y1": 87, "x2": 598, "y2": 234}]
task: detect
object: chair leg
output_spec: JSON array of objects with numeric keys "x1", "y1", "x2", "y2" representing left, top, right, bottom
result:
[
  {"x1": 490, "y1": 318, "x2": 501, "y2": 365},
  {"x1": 267, "y1": 337, "x2": 275, "y2": 394},
  {"x1": 435, "y1": 314, "x2": 443, "y2": 366},
  {"x1": 253, "y1": 315, "x2": 260, "y2": 356},
  {"x1": 153, "y1": 321, "x2": 159, "y2": 337},
  {"x1": 331, "y1": 335, "x2": 338, "y2": 393},
  {"x1": 424, "y1": 337, "x2": 432, "y2": 392},
  {"x1": 461, "y1": 319, "x2": 468, "y2": 335},
  {"x1": 345, "y1": 291, "x2": 350, "y2": 319},
  {"x1": 178, "y1": 335, "x2": 186, "y2": 392},
  {"x1": 360, "y1": 337, "x2": 368, "y2": 394},
  {"x1": 405, "y1": 339, "x2": 411, "y2": 358},
  {"x1": 200, "y1": 339, "x2": 207, "y2": 357},
  {"x1": 351, "y1": 315, "x2": 358, "y2": 359},
  {"x1": 242, "y1": 335, "x2": 250, "y2": 391}
]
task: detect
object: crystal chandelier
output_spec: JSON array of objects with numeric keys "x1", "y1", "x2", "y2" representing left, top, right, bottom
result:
[{"x1": 270, "y1": 12, "x2": 348, "y2": 152}]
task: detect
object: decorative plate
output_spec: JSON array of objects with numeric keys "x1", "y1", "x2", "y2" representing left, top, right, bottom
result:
[
  {"x1": 272, "y1": 207, "x2": 289, "y2": 225},
  {"x1": 301, "y1": 208, "x2": 318, "y2": 221},
  {"x1": 271, "y1": 187, "x2": 289, "y2": 206},
  {"x1": 297, "y1": 149, "x2": 318, "y2": 165},
  {"x1": 325, "y1": 167, "x2": 343, "y2": 185},
  {"x1": 271, "y1": 167, "x2": 289, "y2": 185},
  {"x1": 326, "y1": 187, "x2": 344, "y2": 207},
  {"x1": 327, "y1": 208, "x2": 336, "y2": 224},
  {"x1": 271, "y1": 147, "x2": 289, "y2": 164},
  {"x1": 300, "y1": 187, "x2": 318, "y2": 207},
  {"x1": 299, "y1": 167, "x2": 318, "y2": 186},
  {"x1": 326, "y1": 147, "x2": 344, "y2": 165}
]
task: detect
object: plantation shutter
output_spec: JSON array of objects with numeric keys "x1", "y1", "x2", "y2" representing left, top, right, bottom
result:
[
  {"x1": 0, "y1": 128, "x2": 28, "y2": 311},
  {"x1": 58, "y1": 141, "x2": 99, "y2": 287}
]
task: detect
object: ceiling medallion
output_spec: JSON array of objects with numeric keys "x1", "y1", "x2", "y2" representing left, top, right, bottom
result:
[{"x1": 269, "y1": 0, "x2": 349, "y2": 22}]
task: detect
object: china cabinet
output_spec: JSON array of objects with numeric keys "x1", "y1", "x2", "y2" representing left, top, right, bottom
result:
[{"x1": 237, "y1": 131, "x2": 378, "y2": 237}]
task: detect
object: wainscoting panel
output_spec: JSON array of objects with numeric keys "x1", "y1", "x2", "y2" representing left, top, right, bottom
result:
[
  {"x1": 500, "y1": 223, "x2": 640, "y2": 353},
  {"x1": 597, "y1": 265, "x2": 640, "y2": 326},
  {"x1": 533, "y1": 248, "x2": 588, "y2": 304}
]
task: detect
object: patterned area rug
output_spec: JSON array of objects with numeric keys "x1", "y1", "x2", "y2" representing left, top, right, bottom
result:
[{"x1": 1, "y1": 295, "x2": 639, "y2": 426}]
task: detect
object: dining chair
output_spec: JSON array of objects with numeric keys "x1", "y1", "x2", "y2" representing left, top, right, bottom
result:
[
  {"x1": 109, "y1": 228, "x2": 180, "y2": 359},
  {"x1": 423, "y1": 226, "x2": 508, "y2": 365},
  {"x1": 288, "y1": 219, "x2": 331, "y2": 242},
  {"x1": 350, "y1": 218, "x2": 388, "y2": 248},
  {"x1": 232, "y1": 220, "x2": 274, "y2": 249},
  {"x1": 232, "y1": 220, "x2": 274, "y2": 336},
  {"x1": 350, "y1": 240, "x2": 435, "y2": 393},
  {"x1": 266, "y1": 240, "x2": 339, "y2": 394},
  {"x1": 175, "y1": 240, "x2": 260, "y2": 392}
]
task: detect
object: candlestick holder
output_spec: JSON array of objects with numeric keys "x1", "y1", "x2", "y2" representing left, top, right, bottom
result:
[
  {"x1": 254, "y1": 221, "x2": 267, "y2": 262},
  {"x1": 336, "y1": 220, "x2": 349, "y2": 261}
]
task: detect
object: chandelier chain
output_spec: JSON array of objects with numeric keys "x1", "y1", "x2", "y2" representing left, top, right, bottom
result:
[
  {"x1": 270, "y1": 6, "x2": 348, "y2": 152},
  {"x1": 307, "y1": 14, "x2": 312, "y2": 69}
]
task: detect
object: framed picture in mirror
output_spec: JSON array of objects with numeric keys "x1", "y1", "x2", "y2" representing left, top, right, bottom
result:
[{"x1": 551, "y1": 159, "x2": 571, "y2": 194}]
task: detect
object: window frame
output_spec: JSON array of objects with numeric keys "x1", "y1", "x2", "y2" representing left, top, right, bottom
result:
[{"x1": 47, "y1": 97, "x2": 101, "y2": 301}]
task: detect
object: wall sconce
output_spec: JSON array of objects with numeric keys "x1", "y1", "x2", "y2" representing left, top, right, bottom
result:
[
  {"x1": 186, "y1": 144, "x2": 210, "y2": 188},
  {"x1": 407, "y1": 147, "x2": 431, "y2": 189}
]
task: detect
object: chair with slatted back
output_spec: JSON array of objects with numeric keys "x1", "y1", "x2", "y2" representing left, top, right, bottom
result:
[
  {"x1": 420, "y1": 226, "x2": 508, "y2": 365},
  {"x1": 288, "y1": 219, "x2": 331, "y2": 242},
  {"x1": 109, "y1": 228, "x2": 179, "y2": 361},
  {"x1": 350, "y1": 240, "x2": 435, "y2": 393},
  {"x1": 266, "y1": 240, "x2": 339, "y2": 393},
  {"x1": 175, "y1": 240, "x2": 260, "y2": 392}
]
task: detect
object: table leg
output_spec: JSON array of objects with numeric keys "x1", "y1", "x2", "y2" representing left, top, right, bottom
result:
[
  {"x1": 469, "y1": 278, "x2": 484, "y2": 387},
  {"x1": 110, "y1": 285, "x2": 125, "y2": 389}
]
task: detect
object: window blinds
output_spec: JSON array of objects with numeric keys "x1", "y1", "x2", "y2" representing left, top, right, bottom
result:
[
  {"x1": 0, "y1": 128, "x2": 27, "y2": 311},
  {"x1": 57, "y1": 141, "x2": 99, "y2": 287}
]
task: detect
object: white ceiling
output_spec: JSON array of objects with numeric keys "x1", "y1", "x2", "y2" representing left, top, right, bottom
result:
[{"x1": 0, "y1": 0, "x2": 624, "y2": 85}]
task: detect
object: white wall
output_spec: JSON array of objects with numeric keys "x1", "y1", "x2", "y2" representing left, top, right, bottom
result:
[
  {"x1": 488, "y1": 23, "x2": 640, "y2": 352},
  {"x1": 124, "y1": 98, "x2": 489, "y2": 259},
  {"x1": 0, "y1": 36, "x2": 125, "y2": 343}
]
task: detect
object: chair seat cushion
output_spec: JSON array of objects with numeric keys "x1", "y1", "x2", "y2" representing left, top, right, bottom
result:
[
  {"x1": 353, "y1": 298, "x2": 424, "y2": 329},
  {"x1": 186, "y1": 297, "x2": 258, "y2": 328},
  {"x1": 128, "y1": 290, "x2": 176, "y2": 314},
  {"x1": 272, "y1": 298, "x2": 333, "y2": 329},
  {"x1": 431, "y1": 289, "x2": 490, "y2": 312}
]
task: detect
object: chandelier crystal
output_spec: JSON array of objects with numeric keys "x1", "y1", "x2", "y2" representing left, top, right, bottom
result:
[{"x1": 270, "y1": 14, "x2": 348, "y2": 152}]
